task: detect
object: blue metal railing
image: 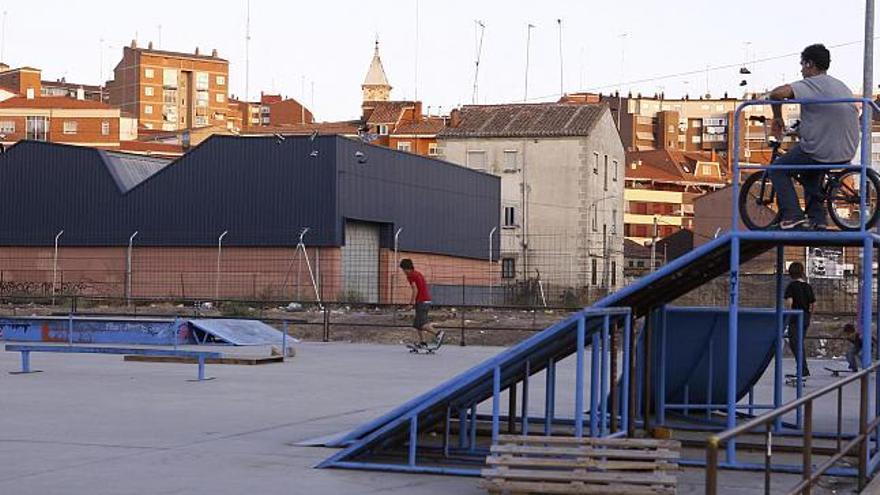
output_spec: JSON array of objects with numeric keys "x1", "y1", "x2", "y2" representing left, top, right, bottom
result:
[{"x1": 730, "y1": 97, "x2": 880, "y2": 234}]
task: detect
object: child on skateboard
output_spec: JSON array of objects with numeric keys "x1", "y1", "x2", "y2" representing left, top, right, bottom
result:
[{"x1": 400, "y1": 259, "x2": 444, "y2": 349}]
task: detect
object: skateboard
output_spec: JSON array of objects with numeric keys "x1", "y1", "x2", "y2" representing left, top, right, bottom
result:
[
  {"x1": 406, "y1": 342, "x2": 441, "y2": 354},
  {"x1": 825, "y1": 366, "x2": 854, "y2": 377},
  {"x1": 784, "y1": 374, "x2": 809, "y2": 387},
  {"x1": 405, "y1": 331, "x2": 445, "y2": 355}
]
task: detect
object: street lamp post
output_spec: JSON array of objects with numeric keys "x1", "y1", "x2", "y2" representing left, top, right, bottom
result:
[
  {"x1": 215, "y1": 231, "x2": 228, "y2": 301},
  {"x1": 52, "y1": 230, "x2": 64, "y2": 305},
  {"x1": 126, "y1": 231, "x2": 139, "y2": 305}
]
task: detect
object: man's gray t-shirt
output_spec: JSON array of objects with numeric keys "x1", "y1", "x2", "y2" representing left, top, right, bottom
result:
[{"x1": 790, "y1": 74, "x2": 859, "y2": 163}]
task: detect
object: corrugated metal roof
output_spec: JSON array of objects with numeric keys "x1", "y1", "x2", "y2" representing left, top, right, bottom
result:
[{"x1": 98, "y1": 150, "x2": 171, "y2": 193}]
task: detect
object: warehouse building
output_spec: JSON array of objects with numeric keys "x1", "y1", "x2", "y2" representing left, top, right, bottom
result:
[{"x1": 0, "y1": 136, "x2": 500, "y2": 303}]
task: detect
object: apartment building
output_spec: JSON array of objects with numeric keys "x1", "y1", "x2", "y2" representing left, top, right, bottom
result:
[
  {"x1": 42, "y1": 78, "x2": 106, "y2": 102},
  {"x1": 106, "y1": 41, "x2": 229, "y2": 131},
  {"x1": 562, "y1": 92, "x2": 794, "y2": 163},
  {"x1": 624, "y1": 149, "x2": 725, "y2": 245},
  {"x1": 0, "y1": 95, "x2": 121, "y2": 147},
  {"x1": 0, "y1": 65, "x2": 41, "y2": 99},
  {"x1": 227, "y1": 92, "x2": 313, "y2": 132},
  {"x1": 438, "y1": 103, "x2": 625, "y2": 297}
]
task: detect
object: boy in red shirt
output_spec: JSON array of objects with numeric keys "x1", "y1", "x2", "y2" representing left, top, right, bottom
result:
[{"x1": 399, "y1": 258, "x2": 444, "y2": 347}]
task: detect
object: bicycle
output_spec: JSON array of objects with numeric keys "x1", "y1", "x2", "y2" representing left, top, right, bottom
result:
[{"x1": 738, "y1": 116, "x2": 880, "y2": 231}]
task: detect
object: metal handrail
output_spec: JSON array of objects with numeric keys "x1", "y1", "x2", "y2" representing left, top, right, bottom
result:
[{"x1": 706, "y1": 360, "x2": 880, "y2": 494}]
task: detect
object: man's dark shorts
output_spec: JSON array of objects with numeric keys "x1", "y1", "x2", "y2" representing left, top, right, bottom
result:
[{"x1": 413, "y1": 301, "x2": 431, "y2": 329}]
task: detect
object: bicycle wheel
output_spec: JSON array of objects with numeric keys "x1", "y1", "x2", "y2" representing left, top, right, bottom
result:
[
  {"x1": 827, "y1": 169, "x2": 880, "y2": 230},
  {"x1": 739, "y1": 171, "x2": 781, "y2": 230}
]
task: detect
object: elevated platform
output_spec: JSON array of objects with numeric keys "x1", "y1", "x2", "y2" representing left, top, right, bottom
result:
[{"x1": 319, "y1": 230, "x2": 879, "y2": 475}]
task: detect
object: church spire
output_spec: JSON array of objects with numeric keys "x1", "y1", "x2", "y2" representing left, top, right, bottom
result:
[{"x1": 362, "y1": 37, "x2": 392, "y2": 102}]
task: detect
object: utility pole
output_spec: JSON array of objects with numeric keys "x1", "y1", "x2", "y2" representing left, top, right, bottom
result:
[
  {"x1": 650, "y1": 216, "x2": 658, "y2": 272},
  {"x1": 557, "y1": 19, "x2": 564, "y2": 96},
  {"x1": 245, "y1": 0, "x2": 251, "y2": 101},
  {"x1": 524, "y1": 23, "x2": 535, "y2": 101}
]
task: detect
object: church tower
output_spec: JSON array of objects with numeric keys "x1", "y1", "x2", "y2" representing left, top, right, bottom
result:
[{"x1": 362, "y1": 39, "x2": 392, "y2": 102}]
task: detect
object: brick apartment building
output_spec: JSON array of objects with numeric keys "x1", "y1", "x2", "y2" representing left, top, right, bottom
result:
[
  {"x1": 227, "y1": 92, "x2": 313, "y2": 132},
  {"x1": 624, "y1": 149, "x2": 725, "y2": 245},
  {"x1": 0, "y1": 96, "x2": 122, "y2": 147},
  {"x1": 106, "y1": 41, "x2": 229, "y2": 131},
  {"x1": 0, "y1": 65, "x2": 122, "y2": 148},
  {"x1": 562, "y1": 92, "x2": 793, "y2": 164}
]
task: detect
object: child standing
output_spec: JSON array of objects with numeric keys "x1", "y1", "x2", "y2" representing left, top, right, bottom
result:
[
  {"x1": 843, "y1": 323, "x2": 860, "y2": 372},
  {"x1": 785, "y1": 262, "x2": 815, "y2": 377}
]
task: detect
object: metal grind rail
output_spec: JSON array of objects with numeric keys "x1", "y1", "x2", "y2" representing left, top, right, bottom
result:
[{"x1": 705, "y1": 360, "x2": 880, "y2": 495}]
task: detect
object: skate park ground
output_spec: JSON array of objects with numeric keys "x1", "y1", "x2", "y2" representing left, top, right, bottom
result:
[{"x1": 0, "y1": 341, "x2": 867, "y2": 494}]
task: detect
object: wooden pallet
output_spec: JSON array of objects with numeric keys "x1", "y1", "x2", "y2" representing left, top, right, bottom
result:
[{"x1": 481, "y1": 435, "x2": 680, "y2": 495}]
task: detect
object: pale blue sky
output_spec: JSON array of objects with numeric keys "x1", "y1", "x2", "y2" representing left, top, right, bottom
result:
[{"x1": 4, "y1": 1, "x2": 876, "y2": 120}]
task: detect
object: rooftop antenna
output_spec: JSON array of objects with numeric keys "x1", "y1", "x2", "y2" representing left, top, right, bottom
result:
[
  {"x1": 414, "y1": 0, "x2": 420, "y2": 101},
  {"x1": 245, "y1": 0, "x2": 251, "y2": 101},
  {"x1": 524, "y1": 23, "x2": 535, "y2": 101},
  {"x1": 471, "y1": 20, "x2": 485, "y2": 104},
  {"x1": 557, "y1": 19, "x2": 564, "y2": 96},
  {"x1": 1, "y1": 11, "x2": 7, "y2": 63}
]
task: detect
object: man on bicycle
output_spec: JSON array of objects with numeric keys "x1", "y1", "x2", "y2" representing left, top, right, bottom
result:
[{"x1": 767, "y1": 43, "x2": 859, "y2": 230}]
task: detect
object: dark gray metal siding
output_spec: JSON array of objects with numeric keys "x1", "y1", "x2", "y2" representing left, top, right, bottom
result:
[
  {"x1": 0, "y1": 142, "x2": 129, "y2": 245},
  {"x1": 124, "y1": 135, "x2": 339, "y2": 247},
  {"x1": 0, "y1": 136, "x2": 500, "y2": 260},
  {"x1": 336, "y1": 138, "x2": 500, "y2": 260}
]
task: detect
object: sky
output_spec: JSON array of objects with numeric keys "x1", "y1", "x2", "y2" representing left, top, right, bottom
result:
[{"x1": 3, "y1": 1, "x2": 877, "y2": 121}]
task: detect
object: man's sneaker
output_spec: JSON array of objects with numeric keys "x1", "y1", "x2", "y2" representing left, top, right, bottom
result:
[
  {"x1": 806, "y1": 221, "x2": 828, "y2": 231},
  {"x1": 434, "y1": 330, "x2": 445, "y2": 346},
  {"x1": 777, "y1": 218, "x2": 807, "y2": 230}
]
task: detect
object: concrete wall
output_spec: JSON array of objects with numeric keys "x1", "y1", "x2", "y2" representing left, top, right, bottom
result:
[{"x1": 437, "y1": 109, "x2": 625, "y2": 293}]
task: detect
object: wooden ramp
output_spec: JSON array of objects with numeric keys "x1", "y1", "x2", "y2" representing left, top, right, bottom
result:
[{"x1": 481, "y1": 435, "x2": 680, "y2": 494}]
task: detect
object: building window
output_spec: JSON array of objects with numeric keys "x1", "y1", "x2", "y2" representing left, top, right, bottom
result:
[
  {"x1": 144, "y1": 105, "x2": 153, "y2": 115},
  {"x1": 604, "y1": 155, "x2": 609, "y2": 191},
  {"x1": 195, "y1": 116, "x2": 208, "y2": 126},
  {"x1": 145, "y1": 68, "x2": 154, "y2": 79},
  {"x1": 503, "y1": 150, "x2": 518, "y2": 172},
  {"x1": 196, "y1": 91, "x2": 209, "y2": 108},
  {"x1": 613, "y1": 160, "x2": 619, "y2": 181},
  {"x1": 467, "y1": 150, "x2": 487, "y2": 171},
  {"x1": 216, "y1": 75, "x2": 226, "y2": 86},
  {"x1": 611, "y1": 261, "x2": 617, "y2": 286},
  {"x1": 215, "y1": 93, "x2": 225, "y2": 103},
  {"x1": 502, "y1": 258, "x2": 516, "y2": 279},
  {"x1": 101, "y1": 121, "x2": 110, "y2": 136},
  {"x1": 428, "y1": 143, "x2": 438, "y2": 156},
  {"x1": 593, "y1": 152, "x2": 599, "y2": 174},
  {"x1": 26, "y1": 117, "x2": 47, "y2": 140},
  {"x1": 0, "y1": 121, "x2": 14, "y2": 134},
  {"x1": 144, "y1": 86, "x2": 154, "y2": 97},
  {"x1": 592, "y1": 207, "x2": 598, "y2": 232},
  {"x1": 503, "y1": 206, "x2": 517, "y2": 227},
  {"x1": 163, "y1": 69, "x2": 178, "y2": 88},
  {"x1": 702, "y1": 164, "x2": 714, "y2": 175},
  {"x1": 63, "y1": 121, "x2": 77, "y2": 135},
  {"x1": 377, "y1": 124, "x2": 389, "y2": 135},
  {"x1": 163, "y1": 89, "x2": 177, "y2": 105},
  {"x1": 397, "y1": 141, "x2": 412, "y2": 152},
  {"x1": 195, "y1": 72, "x2": 209, "y2": 91},
  {"x1": 591, "y1": 259, "x2": 598, "y2": 285},
  {"x1": 612, "y1": 209, "x2": 617, "y2": 234}
]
